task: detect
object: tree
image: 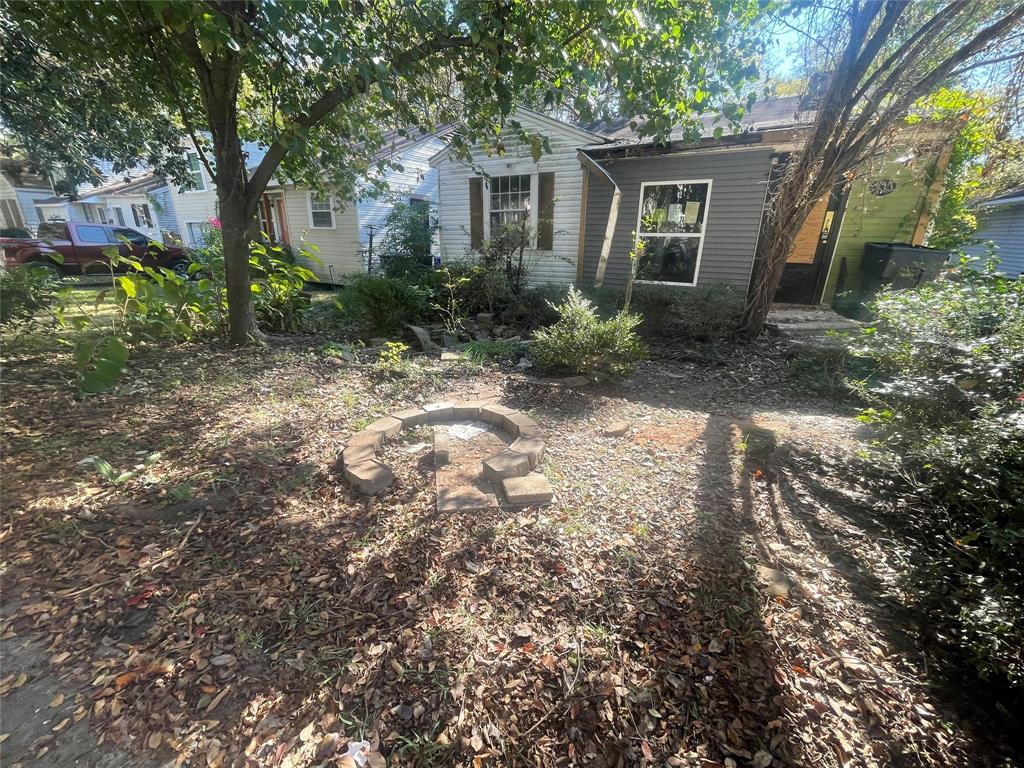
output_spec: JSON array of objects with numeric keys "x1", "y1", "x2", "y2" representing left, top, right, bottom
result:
[
  {"x1": 1, "y1": 0, "x2": 765, "y2": 344},
  {"x1": 741, "y1": 0, "x2": 1024, "y2": 335}
]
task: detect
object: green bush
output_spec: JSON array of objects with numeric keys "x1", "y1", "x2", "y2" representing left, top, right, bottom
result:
[
  {"x1": 850, "y1": 257, "x2": 1024, "y2": 687},
  {"x1": 378, "y1": 202, "x2": 438, "y2": 278},
  {"x1": 338, "y1": 273, "x2": 431, "y2": 334},
  {"x1": 627, "y1": 282, "x2": 743, "y2": 339},
  {"x1": 0, "y1": 263, "x2": 63, "y2": 327},
  {"x1": 249, "y1": 241, "x2": 316, "y2": 333},
  {"x1": 531, "y1": 287, "x2": 647, "y2": 376}
]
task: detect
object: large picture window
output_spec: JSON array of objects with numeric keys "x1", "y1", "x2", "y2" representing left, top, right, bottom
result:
[
  {"x1": 489, "y1": 174, "x2": 531, "y2": 234},
  {"x1": 634, "y1": 180, "x2": 711, "y2": 286}
]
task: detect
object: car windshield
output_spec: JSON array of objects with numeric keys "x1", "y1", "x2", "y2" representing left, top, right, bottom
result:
[{"x1": 36, "y1": 222, "x2": 70, "y2": 241}]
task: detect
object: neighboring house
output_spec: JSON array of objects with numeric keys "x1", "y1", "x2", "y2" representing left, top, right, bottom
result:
[
  {"x1": 32, "y1": 159, "x2": 181, "y2": 244},
  {"x1": 0, "y1": 158, "x2": 57, "y2": 235},
  {"x1": 430, "y1": 98, "x2": 955, "y2": 306},
  {"x1": 962, "y1": 189, "x2": 1024, "y2": 278},
  {"x1": 169, "y1": 130, "x2": 446, "y2": 283}
]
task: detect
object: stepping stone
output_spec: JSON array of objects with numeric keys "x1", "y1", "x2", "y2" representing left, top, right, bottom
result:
[
  {"x1": 342, "y1": 443, "x2": 376, "y2": 468},
  {"x1": 392, "y1": 407, "x2": 428, "y2": 428},
  {"x1": 441, "y1": 351, "x2": 464, "y2": 362},
  {"x1": 348, "y1": 430, "x2": 384, "y2": 449},
  {"x1": 502, "y1": 473, "x2": 554, "y2": 505},
  {"x1": 480, "y1": 404, "x2": 516, "y2": 427},
  {"x1": 437, "y1": 485, "x2": 498, "y2": 512},
  {"x1": 557, "y1": 376, "x2": 591, "y2": 387},
  {"x1": 344, "y1": 460, "x2": 394, "y2": 494},
  {"x1": 452, "y1": 401, "x2": 486, "y2": 420},
  {"x1": 433, "y1": 431, "x2": 450, "y2": 468},
  {"x1": 365, "y1": 416, "x2": 402, "y2": 438},
  {"x1": 423, "y1": 402, "x2": 455, "y2": 422},
  {"x1": 482, "y1": 449, "x2": 531, "y2": 482},
  {"x1": 510, "y1": 437, "x2": 545, "y2": 469},
  {"x1": 502, "y1": 412, "x2": 542, "y2": 439}
]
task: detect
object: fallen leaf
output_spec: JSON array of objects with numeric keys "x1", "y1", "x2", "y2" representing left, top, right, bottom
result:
[{"x1": 49, "y1": 693, "x2": 64, "y2": 708}]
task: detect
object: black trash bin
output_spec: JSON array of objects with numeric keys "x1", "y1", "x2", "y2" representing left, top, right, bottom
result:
[{"x1": 861, "y1": 242, "x2": 951, "y2": 292}]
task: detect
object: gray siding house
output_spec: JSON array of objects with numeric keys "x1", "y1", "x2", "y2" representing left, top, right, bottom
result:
[
  {"x1": 431, "y1": 100, "x2": 810, "y2": 294},
  {"x1": 964, "y1": 190, "x2": 1024, "y2": 278}
]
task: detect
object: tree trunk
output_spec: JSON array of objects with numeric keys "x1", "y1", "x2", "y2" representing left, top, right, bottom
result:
[{"x1": 214, "y1": 139, "x2": 259, "y2": 345}]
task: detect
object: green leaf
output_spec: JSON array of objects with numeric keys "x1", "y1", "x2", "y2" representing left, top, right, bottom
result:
[
  {"x1": 116, "y1": 275, "x2": 137, "y2": 298},
  {"x1": 77, "y1": 336, "x2": 129, "y2": 394}
]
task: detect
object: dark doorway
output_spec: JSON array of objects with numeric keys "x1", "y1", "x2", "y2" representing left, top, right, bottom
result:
[{"x1": 775, "y1": 183, "x2": 848, "y2": 305}]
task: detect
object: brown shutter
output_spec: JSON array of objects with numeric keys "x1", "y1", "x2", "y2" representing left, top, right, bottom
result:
[
  {"x1": 537, "y1": 172, "x2": 555, "y2": 250},
  {"x1": 469, "y1": 177, "x2": 484, "y2": 250}
]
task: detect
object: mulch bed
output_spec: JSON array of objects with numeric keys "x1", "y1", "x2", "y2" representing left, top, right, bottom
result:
[{"x1": 0, "y1": 333, "x2": 1015, "y2": 766}]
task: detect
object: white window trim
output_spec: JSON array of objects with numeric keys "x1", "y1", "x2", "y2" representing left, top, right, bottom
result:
[
  {"x1": 183, "y1": 152, "x2": 207, "y2": 193},
  {"x1": 632, "y1": 178, "x2": 714, "y2": 288},
  {"x1": 184, "y1": 220, "x2": 209, "y2": 247},
  {"x1": 482, "y1": 172, "x2": 538, "y2": 248},
  {"x1": 307, "y1": 192, "x2": 336, "y2": 229}
]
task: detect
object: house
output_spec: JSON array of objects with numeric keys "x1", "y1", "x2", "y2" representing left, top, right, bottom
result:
[
  {"x1": 962, "y1": 189, "x2": 1024, "y2": 277},
  {"x1": 429, "y1": 99, "x2": 955, "y2": 306},
  {"x1": 31, "y1": 160, "x2": 181, "y2": 244},
  {"x1": 168, "y1": 129, "x2": 447, "y2": 283},
  {"x1": 0, "y1": 158, "x2": 57, "y2": 235}
]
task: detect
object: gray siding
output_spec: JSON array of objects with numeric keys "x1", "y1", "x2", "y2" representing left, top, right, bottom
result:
[
  {"x1": 963, "y1": 203, "x2": 1023, "y2": 278},
  {"x1": 581, "y1": 148, "x2": 773, "y2": 289},
  {"x1": 149, "y1": 186, "x2": 181, "y2": 236}
]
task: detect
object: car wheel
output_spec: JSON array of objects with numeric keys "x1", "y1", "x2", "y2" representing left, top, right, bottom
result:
[{"x1": 168, "y1": 259, "x2": 191, "y2": 279}]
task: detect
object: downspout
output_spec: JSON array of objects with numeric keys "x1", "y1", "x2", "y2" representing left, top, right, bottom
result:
[{"x1": 577, "y1": 150, "x2": 621, "y2": 289}]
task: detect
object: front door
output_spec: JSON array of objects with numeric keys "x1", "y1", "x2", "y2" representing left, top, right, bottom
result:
[{"x1": 775, "y1": 185, "x2": 846, "y2": 304}]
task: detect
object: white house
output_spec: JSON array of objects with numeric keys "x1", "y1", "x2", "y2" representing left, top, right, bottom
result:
[
  {"x1": 0, "y1": 158, "x2": 58, "y2": 235},
  {"x1": 29, "y1": 160, "x2": 180, "y2": 243},
  {"x1": 168, "y1": 130, "x2": 447, "y2": 283},
  {"x1": 963, "y1": 189, "x2": 1024, "y2": 278}
]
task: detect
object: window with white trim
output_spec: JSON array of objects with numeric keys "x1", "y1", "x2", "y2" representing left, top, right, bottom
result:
[
  {"x1": 488, "y1": 174, "x2": 531, "y2": 235},
  {"x1": 634, "y1": 180, "x2": 711, "y2": 286},
  {"x1": 186, "y1": 152, "x2": 206, "y2": 191},
  {"x1": 310, "y1": 193, "x2": 335, "y2": 228}
]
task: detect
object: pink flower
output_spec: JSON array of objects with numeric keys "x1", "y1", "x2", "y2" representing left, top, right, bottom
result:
[{"x1": 208, "y1": 216, "x2": 222, "y2": 230}]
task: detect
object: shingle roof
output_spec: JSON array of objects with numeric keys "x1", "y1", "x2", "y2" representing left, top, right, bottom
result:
[{"x1": 36, "y1": 171, "x2": 166, "y2": 204}]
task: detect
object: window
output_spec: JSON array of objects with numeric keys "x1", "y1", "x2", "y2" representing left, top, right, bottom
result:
[
  {"x1": 112, "y1": 228, "x2": 150, "y2": 246},
  {"x1": 113, "y1": 207, "x2": 125, "y2": 226},
  {"x1": 0, "y1": 199, "x2": 22, "y2": 228},
  {"x1": 186, "y1": 152, "x2": 206, "y2": 191},
  {"x1": 488, "y1": 174, "x2": 531, "y2": 234},
  {"x1": 634, "y1": 180, "x2": 711, "y2": 286},
  {"x1": 186, "y1": 221, "x2": 209, "y2": 247},
  {"x1": 38, "y1": 222, "x2": 70, "y2": 241},
  {"x1": 131, "y1": 203, "x2": 153, "y2": 228},
  {"x1": 83, "y1": 205, "x2": 95, "y2": 223},
  {"x1": 77, "y1": 225, "x2": 108, "y2": 244},
  {"x1": 309, "y1": 193, "x2": 335, "y2": 228}
]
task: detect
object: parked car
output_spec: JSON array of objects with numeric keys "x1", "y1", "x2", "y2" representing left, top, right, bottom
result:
[{"x1": 1, "y1": 221, "x2": 191, "y2": 277}]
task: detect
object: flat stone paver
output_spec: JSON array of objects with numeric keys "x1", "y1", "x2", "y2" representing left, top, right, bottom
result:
[
  {"x1": 510, "y1": 437, "x2": 545, "y2": 469},
  {"x1": 392, "y1": 407, "x2": 428, "y2": 428},
  {"x1": 342, "y1": 443, "x2": 376, "y2": 468},
  {"x1": 365, "y1": 416, "x2": 402, "y2": 438},
  {"x1": 437, "y1": 485, "x2": 499, "y2": 512},
  {"x1": 482, "y1": 449, "x2": 531, "y2": 482},
  {"x1": 345, "y1": 460, "x2": 394, "y2": 494},
  {"x1": 502, "y1": 412, "x2": 542, "y2": 438},
  {"x1": 433, "y1": 430, "x2": 450, "y2": 467},
  {"x1": 502, "y1": 473, "x2": 554, "y2": 505}
]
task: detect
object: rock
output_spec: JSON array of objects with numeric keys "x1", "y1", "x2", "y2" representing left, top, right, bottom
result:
[
  {"x1": 602, "y1": 421, "x2": 630, "y2": 437},
  {"x1": 364, "y1": 416, "x2": 403, "y2": 438},
  {"x1": 476, "y1": 312, "x2": 494, "y2": 328},
  {"x1": 755, "y1": 565, "x2": 792, "y2": 599},
  {"x1": 516, "y1": 356, "x2": 534, "y2": 369},
  {"x1": 557, "y1": 375, "x2": 591, "y2": 387},
  {"x1": 391, "y1": 407, "x2": 428, "y2": 428},
  {"x1": 442, "y1": 334, "x2": 459, "y2": 349},
  {"x1": 473, "y1": 330, "x2": 491, "y2": 341},
  {"x1": 510, "y1": 437, "x2": 545, "y2": 469},
  {"x1": 369, "y1": 337, "x2": 387, "y2": 348},
  {"x1": 502, "y1": 473, "x2": 554, "y2": 505},
  {"x1": 437, "y1": 485, "x2": 498, "y2": 512},
  {"x1": 348, "y1": 430, "x2": 384, "y2": 449},
  {"x1": 440, "y1": 350, "x2": 464, "y2": 362},
  {"x1": 406, "y1": 324, "x2": 439, "y2": 352},
  {"x1": 482, "y1": 450, "x2": 532, "y2": 482},
  {"x1": 492, "y1": 324, "x2": 508, "y2": 337},
  {"x1": 433, "y1": 431, "x2": 450, "y2": 468},
  {"x1": 344, "y1": 460, "x2": 394, "y2": 494}
]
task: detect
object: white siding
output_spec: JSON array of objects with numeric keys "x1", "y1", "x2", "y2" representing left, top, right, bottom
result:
[
  {"x1": 964, "y1": 203, "x2": 1024, "y2": 278},
  {"x1": 358, "y1": 136, "x2": 445, "y2": 246},
  {"x1": 283, "y1": 188, "x2": 362, "y2": 282},
  {"x1": 168, "y1": 162, "x2": 219, "y2": 245},
  {"x1": 432, "y1": 111, "x2": 599, "y2": 285},
  {"x1": 1, "y1": 176, "x2": 60, "y2": 234}
]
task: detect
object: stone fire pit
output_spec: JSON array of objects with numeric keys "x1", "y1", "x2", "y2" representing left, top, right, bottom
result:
[{"x1": 340, "y1": 401, "x2": 554, "y2": 510}]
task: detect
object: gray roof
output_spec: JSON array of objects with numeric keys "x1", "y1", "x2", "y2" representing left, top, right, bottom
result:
[
  {"x1": 978, "y1": 187, "x2": 1024, "y2": 208},
  {"x1": 0, "y1": 158, "x2": 52, "y2": 190}
]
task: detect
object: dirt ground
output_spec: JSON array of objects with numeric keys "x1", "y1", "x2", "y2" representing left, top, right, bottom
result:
[{"x1": 0, "y1": 332, "x2": 1017, "y2": 767}]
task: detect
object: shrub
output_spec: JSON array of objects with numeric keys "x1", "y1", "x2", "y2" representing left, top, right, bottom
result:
[
  {"x1": 531, "y1": 287, "x2": 647, "y2": 376},
  {"x1": 378, "y1": 202, "x2": 438, "y2": 278},
  {"x1": 849, "y1": 257, "x2": 1024, "y2": 688},
  {"x1": 249, "y1": 241, "x2": 316, "y2": 333},
  {"x1": 0, "y1": 263, "x2": 63, "y2": 327},
  {"x1": 628, "y1": 283, "x2": 743, "y2": 339},
  {"x1": 338, "y1": 273, "x2": 431, "y2": 334}
]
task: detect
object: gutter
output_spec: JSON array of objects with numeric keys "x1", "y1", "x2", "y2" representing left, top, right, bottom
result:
[{"x1": 577, "y1": 150, "x2": 621, "y2": 289}]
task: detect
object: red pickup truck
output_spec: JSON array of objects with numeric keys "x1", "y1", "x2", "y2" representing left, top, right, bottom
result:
[{"x1": 1, "y1": 221, "x2": 191, "y2": 277}]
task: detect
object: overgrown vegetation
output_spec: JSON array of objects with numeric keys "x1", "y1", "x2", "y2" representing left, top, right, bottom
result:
[
  {"x1": 0, "y1": 263, "x2": 64, "y2": 328},
  {"x1": 850, "y1": 258, "x2": 1024, "y2": 689},
  {"x1": 531, "y1": 287, "x2": 647, "y2": 376}
]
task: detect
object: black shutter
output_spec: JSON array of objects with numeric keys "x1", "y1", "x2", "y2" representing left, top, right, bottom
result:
[
  {"x1": 469, "y1": 177, "x2": 484, "y2": 250},
  {"x1": 537, "y1": 172, "x2": 555, "y2": 250}
]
